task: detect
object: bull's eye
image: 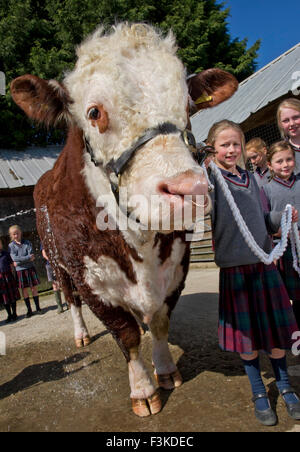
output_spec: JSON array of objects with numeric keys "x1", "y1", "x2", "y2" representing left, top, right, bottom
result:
[{"x1": 88, "y1": 107, "x2": 101, "y2": 120}]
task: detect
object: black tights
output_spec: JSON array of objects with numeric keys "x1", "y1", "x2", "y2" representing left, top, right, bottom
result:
[{"x1": 4, "y1": 303, "x2": 17, "y2": 319}]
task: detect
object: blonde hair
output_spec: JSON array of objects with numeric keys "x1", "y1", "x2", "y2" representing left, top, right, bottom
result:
[
  {"x1": 8, "y1": 225, "x2": 22, "y2": 240},
  {"x1": 277, "y1": 98, "x2": 300, "y2": 138},
  {"x1": 267, "y1": 140, "x2": 295, "y2": 164},
  {"x1": 246, "y1": 137, "x2": 268, "y2": 154},
  {"x1": 207, "y1": 119, "x2": 246, "y2": 167}
]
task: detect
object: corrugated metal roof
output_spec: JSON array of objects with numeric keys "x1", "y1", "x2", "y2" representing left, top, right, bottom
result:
[
  {"x1": 191, "y1": 42, "x2": 300, "y2": 141},
  {"x1": 0, "y1": 146, "x2": 62, "y2": 189}
]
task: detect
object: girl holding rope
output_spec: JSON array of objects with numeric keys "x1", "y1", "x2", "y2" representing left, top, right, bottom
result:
[
  {"x1": 206, "y1": 120, "x2": 300, "y2": 426},
  {"x1": 263, "y1": 141, "x2": 300, "y2": 329}
]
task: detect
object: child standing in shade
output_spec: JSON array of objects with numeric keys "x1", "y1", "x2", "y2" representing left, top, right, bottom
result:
[
  {"x1": 277, "y1": 98, "x2": 300, "y2": 172},
  {"x1": 246, "y1": 137, "x2": 271, "y2": 189},
  {"x1": 262, "y1": 141, "x2": 300, "y2": 329},
  {"x1": 0, "y1": 238, "x2": 20, "y2": 322},
  {"x1": 8, "y1": 225, "x2": 41, "y2": 318},
  {"x1": 207, "y1": 120, "x2": 300, "y2": 426},
  {"x1": 41, "y1": 244, "x2": 64, "y2": 314}
]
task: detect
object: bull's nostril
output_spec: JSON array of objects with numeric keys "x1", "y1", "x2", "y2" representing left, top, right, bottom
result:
[
  {"x1": 160, "y1": 184, "x2": 170, "y2": 194},
  {"x1": 158, "y1": 171, "x2": 208, "y2": 199},
  {"x1": 158, "y1": 182, "x2": 183, "y2": 198}
]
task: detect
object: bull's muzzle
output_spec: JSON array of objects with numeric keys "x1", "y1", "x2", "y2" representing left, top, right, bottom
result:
[
  {"x1": 158, "y1": 169, "x2": 209, "y2": 202},
  {"x1": 157, "y1": 169, "x2": 211, "y2": 230}
]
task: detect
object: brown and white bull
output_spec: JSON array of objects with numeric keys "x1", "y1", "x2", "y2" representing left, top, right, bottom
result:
[{"x1": 11, "y1": 23, "x2": 237, "y2": 417}]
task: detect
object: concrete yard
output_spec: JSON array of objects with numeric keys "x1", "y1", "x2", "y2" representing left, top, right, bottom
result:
[{"x1": 0, "y1": 267, "x2": 300, "y2": 432}]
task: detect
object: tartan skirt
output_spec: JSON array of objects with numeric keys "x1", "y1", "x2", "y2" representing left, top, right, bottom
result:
[
  {"x1": 219, "y1": 262, "x2": 298, "y2": 354},
  {"x1": 278, "y1": 243, "x2": 300, "y2": 302},
  {"x1": 0, "y1": 270, "x2": 20, "y2": 305},
  {"x1": 16, "y1": 267, "x2": 40, "y2": 289}
]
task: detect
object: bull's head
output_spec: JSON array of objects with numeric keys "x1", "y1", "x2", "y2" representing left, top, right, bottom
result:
[{"x1": 11, "y1": 23, "x2": 237, "y2": 233}]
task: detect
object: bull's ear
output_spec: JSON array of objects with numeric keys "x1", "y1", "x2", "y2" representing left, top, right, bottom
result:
[
  {"x1": 188, "y1": 68, "x2": 238, "y2": 113},
  {"x1": 10, "y1": 74, "x2": 72, "y2": 127}
]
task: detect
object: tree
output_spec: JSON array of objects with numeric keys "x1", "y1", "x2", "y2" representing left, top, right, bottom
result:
[{"x1": 0, "y1": 0, "x2": 260, "y2": 148}]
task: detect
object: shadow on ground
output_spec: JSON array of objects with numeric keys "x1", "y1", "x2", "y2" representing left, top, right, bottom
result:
[{"x1": 0, "y1": 290, "x2": 299, "y2": 432}]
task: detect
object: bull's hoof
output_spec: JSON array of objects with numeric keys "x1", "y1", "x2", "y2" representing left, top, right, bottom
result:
[
  {"x1": 148, "y1": 391, "x2": 162, "y2": 414},
  {"x1": 75, "y1": 338, "x2": 84, "y2": 348},
  {"x1": 139, "y1": 325, "x2": 146, "y2": 336},
  {"x1": 131, "y1": 391, "x2": 162, "y2": 417},
  {"x1": 83, "y1": 335, "x2": 91, "y2": 346},
  {"x1": 155, "y1": 369, "x2": 183, "y2": 390},
  {"x1": 75, "y1": 335, "x2": 91, "y2": 348}
]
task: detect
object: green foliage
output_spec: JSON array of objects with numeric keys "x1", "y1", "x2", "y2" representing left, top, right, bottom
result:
[{"x1": 0, "y1": 0, "x2": 260, "y2": 148}]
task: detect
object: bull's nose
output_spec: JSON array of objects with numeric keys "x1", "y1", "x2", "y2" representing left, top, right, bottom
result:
[{"x1": 158, "y1": 169, "x2": 208, "y2": 197}]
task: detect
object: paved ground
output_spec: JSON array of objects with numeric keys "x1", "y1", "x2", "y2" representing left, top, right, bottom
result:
[{"x1": 0, "y1": 267, "x2": 300, "y2": 432}]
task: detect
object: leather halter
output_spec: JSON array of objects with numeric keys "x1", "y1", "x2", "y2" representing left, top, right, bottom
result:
[{"x1": 84, "y1": 122, "x2": 213, "y2": 221}]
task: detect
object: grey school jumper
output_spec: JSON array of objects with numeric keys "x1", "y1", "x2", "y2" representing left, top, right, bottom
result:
[
  {"x1": 9, "y1": 240, "x2": 35, "y2": 271},
  {"x1": 254, "y1": 167, "x2": 271, "y2": 189},
  {"x1": 262, "y1": 173, "x2": 300, "y2": 229},
  {"x1": 209, "y1": 167, "x2": 281, "y2": 268}
]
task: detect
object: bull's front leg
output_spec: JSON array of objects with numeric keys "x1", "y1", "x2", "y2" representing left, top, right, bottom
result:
[
  {"x1": 128, "y1": 346, "x2": 162, "y2": 417},
  {"x1": 149, "y1": 305, "x2": 183, "y2": 390},
  {"x1": 89, "y1": 301, "x2": 162, "y2": 417}
]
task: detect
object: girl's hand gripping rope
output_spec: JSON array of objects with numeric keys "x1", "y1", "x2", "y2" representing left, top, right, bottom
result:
[{"x1": 291, "y1": 207, "x2": 298, "y2": 224}]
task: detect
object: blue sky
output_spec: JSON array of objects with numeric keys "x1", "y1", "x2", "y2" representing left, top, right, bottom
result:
[{"x1": 221, "y1": 0, "x2": 300, "y2": 70}]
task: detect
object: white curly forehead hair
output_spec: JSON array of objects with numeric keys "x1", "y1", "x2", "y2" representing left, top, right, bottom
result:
[{"x1": 63, "y1": 23, "x2": 188, "y2": 161}]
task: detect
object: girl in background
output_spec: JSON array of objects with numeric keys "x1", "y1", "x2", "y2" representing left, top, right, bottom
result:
[
  {"x1": 263, "y1": 141, "x2": 300, "y2": 329},
  {"x1": 41, "y1": 244, "x2": 64, "y2": 314},
  {"x1": 207, "y1": 120, "x2": 300, "y2": 426},
  {"x1": 0, "y1": 238, "x2": 19, "y2": 322},
  {"x1": 8, "y1": 225, "x2": 41, "y2": 318},
  {"x1": 277, "y1": 98, "x2": 300, "y2": 172},
  {"x1": 246, "y1": 137, "x2": 271, "y2": 189}
]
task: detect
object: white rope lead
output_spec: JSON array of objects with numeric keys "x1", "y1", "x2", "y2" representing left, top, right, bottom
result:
[
  {"x1": 207, "y1": 161, "x2": 300, "y2": 276},
  {"x1": 290, "y1": 222, "x2": 300, "y2": 276}
]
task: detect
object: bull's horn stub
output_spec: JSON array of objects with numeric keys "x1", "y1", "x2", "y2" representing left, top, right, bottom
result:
[{"x1": 195, "y1": 94, "x2": 213, "y2": 105}]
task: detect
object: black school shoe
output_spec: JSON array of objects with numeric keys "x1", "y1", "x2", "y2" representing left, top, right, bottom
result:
[
  {"x1": 281, "y1": 387, "x2": 300, "y2": 420},
  {"x1": 252, "y1": 394, "x2": 277, "y2": 426}
]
